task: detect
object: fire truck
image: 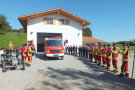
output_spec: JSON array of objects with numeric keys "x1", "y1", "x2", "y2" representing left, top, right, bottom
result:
[{"x1": 43, "y1": 37, "x2": 64, "y2": 60}]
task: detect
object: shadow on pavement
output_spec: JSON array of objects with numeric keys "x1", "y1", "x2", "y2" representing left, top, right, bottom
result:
[
  {"x1": 37, "y1": 66, "x2": 135, "y2": 90},
  {"x1": 31, "y1": 55, "x2": 135, "y2": 90},
  {"x1": 43, "y1": 56, "x2": 135, "y2": 90}
]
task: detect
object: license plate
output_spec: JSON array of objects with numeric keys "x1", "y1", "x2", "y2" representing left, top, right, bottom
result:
[{"x1": 53, "y1": 54, "x2": 59, "y2": 57}]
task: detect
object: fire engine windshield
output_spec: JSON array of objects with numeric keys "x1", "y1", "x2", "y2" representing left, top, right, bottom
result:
[{"x1": 47, "y1": 40, "x2": 62, "y2": 46}]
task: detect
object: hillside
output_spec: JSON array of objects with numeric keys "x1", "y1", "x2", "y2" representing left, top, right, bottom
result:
[{"x1": 0, "y1": 33, "x2": 27, "y2": 49}]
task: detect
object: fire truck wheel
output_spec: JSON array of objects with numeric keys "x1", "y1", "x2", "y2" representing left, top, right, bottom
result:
[
  {"x1": 13, "y1": 66, "x2": 17, "y2": 70},
  {"x1": 60, "y1": 56, "x2": 64, "y2": 60}
]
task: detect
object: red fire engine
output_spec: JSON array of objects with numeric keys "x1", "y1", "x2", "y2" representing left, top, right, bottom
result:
[{"x1": 43, "y1": 37, "x2": 64, "y2": 60}]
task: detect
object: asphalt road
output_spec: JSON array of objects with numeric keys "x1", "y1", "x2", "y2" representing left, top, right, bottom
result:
[{"x1": 0, "y1": 53, "x2": 135, "y2": 90}]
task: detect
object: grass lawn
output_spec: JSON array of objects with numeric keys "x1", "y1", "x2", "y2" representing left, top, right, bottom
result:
[{"x1": 0, "y1": 33, "x2": 27, "y2": 49}]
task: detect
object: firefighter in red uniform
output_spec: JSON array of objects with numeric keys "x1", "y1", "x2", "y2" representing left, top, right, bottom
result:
[
  {"x1": 102, "y1": 44, "x2": 107, "y2": 67},
  {"x1": 89, "y1": 44, "x2": 94, "y2": 62},
  {"x1": 22, "y1": 46, "x2": 27, "y2": 63},
  {"x1": 94, "y1": 44, "x2": 98, "y2": 63},
  {"x1": 119, "y1": 43, "x2": 129, "y2": 77},
  {"x1": 111, "y1": 43, "x2": 119, "y2": 73},
  {"x1": 27, "y1": 44, "x2": 34, "y2": 66},
  {"x1": 97, "y1": 43, "x2": 100, "y2": 65},
  {"x1": 98, "y1": 44, "x2": 103, "y2": 66},
  {"x1": 106, "y1": 44, "x2": 112, "y2": 70}
]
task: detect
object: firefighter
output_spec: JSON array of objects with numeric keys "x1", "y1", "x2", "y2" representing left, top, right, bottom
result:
[
  {"x1": 111, "y1": 43, "x2": 119, "y2": 73},
  {"x1": 66, "y1": 45, "x2": 69, "y2": 55},
  {"x1": 73, "y1": 45, "x2": 75, "y2": 55},
  {"x1": 65, "y1": 45, "x2": 67, "y2": 54},
  {"x1": 119, "y1": 43, "x2": 129, "y2": 77},
  {"x1": 89, "y1": 44, "x2": 91, "y2": 60},
  {"x1": 68, "y1": 46, "x2": 71, "y2": 55},
  {"x1": 89, "y1": 44, "x2": 94, "y2": 62},
  {"x1": 94, "y1": 44, "x2": 98, "y2": 63},
  {"x1": 71, "y1": 45, "x2": 73, "y2": 55},
  {"x1": 88, "y1": 44, "x2": 90, "y2": 59},
  {"x1": 98, "y1": 44, "x2": 103, "y2": 66},
  {"x1": 75, "y1": 45, "x2": 78, "y2": 56},
  {"x1": 68, "y1": 45, "x2": 71, "y2": 55},
  {"x1": 27, "y1": 44, "x2": 34, "y2": 66},
  {"x1": 79, "y1": 45, "x2": 81, "y2": 56},
  {"x1": 83, "y1": 45, "x2": 85, "y2": 57},
  {"x1": 81, "y1": 46, "x2": 83, "y2": 57},
  {"x1": 97, "y1": 42, "x2": 101, "y2": 65},
  {"x1": 102, "y1": 44, "x2": 107, "y2": 67},
  {"x1": 85, "y1": 44, "x2": 89, "y2": 59},
  {"x1": 22, "y1": 46, "x2": 27, "y2": 63},
  {"x1": 106, "y1": 44, "x2": 112, "y2": 71}
]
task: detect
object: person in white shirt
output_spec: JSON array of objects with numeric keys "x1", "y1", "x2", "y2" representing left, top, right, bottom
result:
[{"x1": 0, "y1": 48, "x2": 5, "y2": 60}]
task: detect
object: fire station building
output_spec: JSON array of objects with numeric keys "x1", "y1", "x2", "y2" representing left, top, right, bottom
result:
[{"x1": 18, "y1": 8, "x2": 91, "y2": 53}]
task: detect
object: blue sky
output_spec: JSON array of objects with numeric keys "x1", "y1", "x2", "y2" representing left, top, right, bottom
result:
[{"x1": 0, "y1": 0, "x2": 135, "y2": 42}]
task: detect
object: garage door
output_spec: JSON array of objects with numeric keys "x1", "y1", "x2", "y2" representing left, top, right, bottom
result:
[{"x1": 37, "y1": 33, "x2": 62, "y2": 52}]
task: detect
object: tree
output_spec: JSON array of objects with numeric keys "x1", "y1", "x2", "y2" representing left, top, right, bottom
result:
[
  {"x1": 0, "y1": 14, "x2": 11, "y2": 33},
  {"x1": 82, "y1": 27, "x2": 92, "y2": 37}
]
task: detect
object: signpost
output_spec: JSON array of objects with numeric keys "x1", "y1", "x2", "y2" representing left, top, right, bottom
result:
[{"x1": 132, "y1": 49, "x2": 135, "y2": 79}]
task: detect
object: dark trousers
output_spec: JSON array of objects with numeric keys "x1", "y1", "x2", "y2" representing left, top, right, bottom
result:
[
  {"x1": 86, "y1": 51, "x2": 88, "y2": 58},
  {"x1": 73, "y1": 50, "x2": 75, "y2": 55},
  {"x1": 83, "y1": 51, "x2": 85, "y2": 57},
  {"x1": 71, "y1": 51, "x2": 73, "y2": 55},
  {"x1": 75, "y1": 50, "x2": 77, "y2": 56},
  {"x1": 106, "y1": 58, "x2": 111, "y2": 69},
  {"x1": 68, "y1": 50, "x2": 70, "y2": 55},
  {"x1": 79, "y1": 50, "x2": 81, "y2": 56},
  {"x1": 66, "y1": 49, "x2": 67, "y2": 54}
]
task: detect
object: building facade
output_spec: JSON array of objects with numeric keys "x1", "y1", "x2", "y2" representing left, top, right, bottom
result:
[{"x1": 18, "y1": 8, "x2": 91, "y2": 52}]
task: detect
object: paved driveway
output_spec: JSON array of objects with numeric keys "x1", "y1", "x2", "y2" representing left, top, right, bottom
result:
[{"x1": 0, "y1": 53, "x2": 135, "y2": 90}]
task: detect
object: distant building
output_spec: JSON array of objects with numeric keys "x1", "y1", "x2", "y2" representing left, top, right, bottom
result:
[
  {"x1": 18, "y1": 8, "x2": 91, "y2": 52},
  {"x1": 83, "y1": 36, "x2": 105, "y2": 44}
]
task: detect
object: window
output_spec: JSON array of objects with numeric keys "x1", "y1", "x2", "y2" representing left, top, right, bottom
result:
[
  {"x1": 61, "y1": 19, "x2": 67, "y2": 25},
  {"x1": 47, "y1": 40, "x2": 62, "y2": 46},
  {"x1": 59, "y1": 19, "x2": 69, "y2": 25},
  {"x1": 44, "y1": 18, "x2": 55, "y2": 25},
  {"x1": 47, "y1": 18, "x2": 53, "y2": 24}
]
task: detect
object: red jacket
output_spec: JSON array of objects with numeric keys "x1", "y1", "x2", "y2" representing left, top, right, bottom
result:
[
  {"x1": 103, "y1": 47, "x2": 107, "y2": 57},
  {"x1": 111, "y1": 46, "x2": 119, "y2": 60},
  {"x1": 120, "y1": 46, "x2": 129, "y2": 61},
  {"x1": 22, "y1": 47, "x2": 27, "y2": 56}
]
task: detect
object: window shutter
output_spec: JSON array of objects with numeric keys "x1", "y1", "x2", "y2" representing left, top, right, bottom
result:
[
  {"x1": 44, "y1": 17, "x2": 47, "y2": 24},
  {"x1": 67, "y1": 20, "x2": 70, "y2": 26},
  {"x1": 53, "y1": 19, "x2": 56, "y2": 25},
  {"x1": 58, "y1": 19, "x2": 61, "y2": 25}
]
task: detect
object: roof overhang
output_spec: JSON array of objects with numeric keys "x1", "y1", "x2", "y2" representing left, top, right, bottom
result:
[{"x1": 18, "y1": 8, "x2": 91, "y2": 30}]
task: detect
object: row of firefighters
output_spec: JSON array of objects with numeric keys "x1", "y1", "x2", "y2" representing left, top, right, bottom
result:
[{"x1": 65, "y1": 43, "x2": 129, "y2": 77}]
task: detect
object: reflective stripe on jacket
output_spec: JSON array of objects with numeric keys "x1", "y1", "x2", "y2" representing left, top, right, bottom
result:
[{"x1": 27, "y1": 46, "x2": 33, "y2": 56}]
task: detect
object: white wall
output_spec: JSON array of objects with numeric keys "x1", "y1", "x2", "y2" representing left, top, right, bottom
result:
[{"x1": 27, "y1": 14, "x2": 82, "y2": 52}]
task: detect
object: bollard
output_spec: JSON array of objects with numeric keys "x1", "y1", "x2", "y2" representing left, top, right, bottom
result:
[{"x1": 132, "y1": 49, "x2": 135, "y2": 79}]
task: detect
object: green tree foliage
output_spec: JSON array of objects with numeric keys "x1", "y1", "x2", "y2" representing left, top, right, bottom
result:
[
  {"x1": 0, "y1": 14, "x2": 11, "y2": 33},
  {"x1": 117, "y1": 39, "x2": 135, "y2": 46},
  {"x1": 83, "y1": 27, "x2": 92, "y2": 37}
]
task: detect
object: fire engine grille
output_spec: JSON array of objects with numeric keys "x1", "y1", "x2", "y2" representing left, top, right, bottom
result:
[{"x1": 50, "y1": 50, "x2": 61, "y2": 53}]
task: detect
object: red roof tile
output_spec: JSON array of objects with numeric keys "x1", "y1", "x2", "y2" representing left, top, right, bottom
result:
[{"x1": 83, "y1": 36, "x2": 105, "y2": 43}]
